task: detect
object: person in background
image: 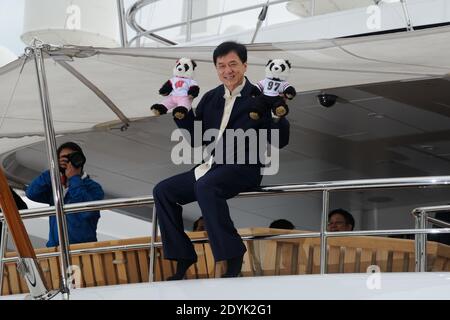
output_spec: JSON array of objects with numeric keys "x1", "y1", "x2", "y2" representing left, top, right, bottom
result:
[
  {"x1": 269, "y1": 219, "x2": 295, "y2": 230},
  {"x1": 26, "y1": 142, "x2": 104, "y2": 247},
  {"x1": 327, "y1": 208, "x2": 355, "y2": 232},
  {"x1": 193, "y1": 216, "x2": 206, "y2": 232}
]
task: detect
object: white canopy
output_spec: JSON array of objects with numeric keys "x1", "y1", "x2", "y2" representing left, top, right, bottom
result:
[{"x1": 1, "y1": 25, "x2": 449, "y2": 138}]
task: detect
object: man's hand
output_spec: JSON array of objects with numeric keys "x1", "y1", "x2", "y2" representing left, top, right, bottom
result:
[
  {"x1": 283, "y1": 86, "x2": 297, "y2": 100},
  {"x1": 274, "y1": 106, "x2": 287, "y2": 117},
  {"x1": 187, "y1": 85, "x2": 200, "y2": 98},
  {"x1": 64, "y1": 161, "x2": 82, "y2": 179}
]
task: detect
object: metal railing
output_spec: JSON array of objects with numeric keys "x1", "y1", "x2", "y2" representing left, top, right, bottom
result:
[
  {"x1": 122, "y1": 0, "x2": 414, "y2": 47},
  {"x1": 427, "y1": 216, "x2": 450, "y2": 229},
  {"x1": 125, "y1": 0, "x2": 177, "y2": 46},
  {"x1": 1, "y1": 175, "x2": 450, "y2": 296},
  {"x1": 412, "y1": 205, "x2": 450, "y2": 272},
  {"x1": 126, "y1": 0, "x2": 289, "y2": 46}
]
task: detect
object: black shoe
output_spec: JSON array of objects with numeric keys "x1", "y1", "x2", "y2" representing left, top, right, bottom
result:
[
  {"x1": 221, "y1": 256, "x2": 243, "y2": 278},
  {"x1": 166, "y1": 258, "x2": 196, "y2": 281},
  {"x1": 151, "y1": 104, "x2": 168, "y2": 115},
  {"x1": 172, "y1": 106, "x2": 188, "y2": 120}
]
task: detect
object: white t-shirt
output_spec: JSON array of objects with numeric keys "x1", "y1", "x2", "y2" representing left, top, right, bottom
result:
[
  {"x1": 257, "y1": 78, "x2": 291, "y2": 97},
  {"x1": 170, "y1": 76, "x2": 198, "y2": 96}
]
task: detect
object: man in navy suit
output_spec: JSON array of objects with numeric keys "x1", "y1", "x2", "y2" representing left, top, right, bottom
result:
[{"x1": 153, "y1": 41, "x2": 290, "y2": 280}]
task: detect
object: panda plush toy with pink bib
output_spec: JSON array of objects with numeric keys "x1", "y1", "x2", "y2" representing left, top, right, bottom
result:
[{"x1": 151, "y1": 57, "x2": 200, "y2": 120}]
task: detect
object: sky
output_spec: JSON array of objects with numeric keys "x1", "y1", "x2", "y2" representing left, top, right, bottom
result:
[
  {"x1": 0, "y1": 0, "x2": 298, "y2": 55},
  {"x1": 0, "y1": 0, "x2": 25, "y2": 55}
]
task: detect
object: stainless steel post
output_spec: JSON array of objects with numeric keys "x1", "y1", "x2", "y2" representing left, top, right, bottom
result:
[
  {"x1": 149, "y1": 205, "x2": 157, "y2": 282},
  {"x1": 400, "y1": 0, "x2": 414, "y2": 31},
  {"x1": 320, "y1": 190, "x2": 329, "y2": 274},
  {"x1": 117, "y1": 0, "x2": 129, "y2": 47},
  {"x1": 250, "y1": 0, "x2": 269, "y2": 44},
  {"x1": 0, "y1": 222, "x2": 8, "y2": 295},
  {"x1": 414, "y1": 210, "x2": 427, "y2": 272},
  {"x1": 33, "y1": 45, "x2": 71, "y2": 299},
  {"x1": 185, "y1": 0, "x2": 193, "y2": 42}
]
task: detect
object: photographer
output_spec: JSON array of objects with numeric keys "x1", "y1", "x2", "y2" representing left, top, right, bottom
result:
[{"x1": 26, "y1": 142, "x2": 104, "y2": 247}]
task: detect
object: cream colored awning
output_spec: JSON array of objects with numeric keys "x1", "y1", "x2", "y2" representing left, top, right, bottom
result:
[{"x1": 1, "y1": 25, "x2": 449, "y2": 138}]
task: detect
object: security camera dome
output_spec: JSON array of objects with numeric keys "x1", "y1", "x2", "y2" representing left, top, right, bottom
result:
[{"x1": 317, "y1": 94, "x2": 337, "y2": 108}]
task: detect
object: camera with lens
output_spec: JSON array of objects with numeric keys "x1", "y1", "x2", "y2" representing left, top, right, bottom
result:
[
  {"x1": 317, "y1": 94, "x2": 337, "y2": 108},
  {"x1": 66, "y1": 151, "x2": 86, "y2": 169}
]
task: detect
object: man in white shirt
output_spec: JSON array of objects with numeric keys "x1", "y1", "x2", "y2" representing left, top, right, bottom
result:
[{"x1": 153, "y1": 42, "x2": 290, "y2": 280}]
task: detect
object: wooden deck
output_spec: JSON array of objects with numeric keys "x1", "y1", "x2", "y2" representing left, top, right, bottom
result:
[{"x1": 2, "y1": 228, "x2": 450, "y2": 295}]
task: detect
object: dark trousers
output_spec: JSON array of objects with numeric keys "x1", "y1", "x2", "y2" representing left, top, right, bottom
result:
[{"x1": 153, "y1": 164, "x2": 261, "y2": 262}]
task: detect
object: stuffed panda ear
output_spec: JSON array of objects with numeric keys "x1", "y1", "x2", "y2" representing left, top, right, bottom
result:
[
  {"x1": 266, "y1": 59, "x2": 273, "y2": 66},
  {"x1": 191, "y1": 60, "x2": 197, "y2": 70},
  {"x1": 285, "y1": 60, "x2": 292, "y2": 69}
]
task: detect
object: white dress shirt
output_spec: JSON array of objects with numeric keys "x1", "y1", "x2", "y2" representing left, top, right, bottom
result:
[{"x1": 194, "y1": 78, "x2": 247, "y2": 180}]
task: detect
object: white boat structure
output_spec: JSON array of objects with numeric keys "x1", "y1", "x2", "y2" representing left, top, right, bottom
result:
[{"x1": 1, "y1": 0, "x2": 450, "y2": 300}]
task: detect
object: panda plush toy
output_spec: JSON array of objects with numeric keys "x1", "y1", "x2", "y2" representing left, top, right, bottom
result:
[
  {"x1": 151, "y1": 57, "x2": 200, "y2": 120},
  {"x1": 249, "y1": 59, "x2": 296, "y2": 120}
]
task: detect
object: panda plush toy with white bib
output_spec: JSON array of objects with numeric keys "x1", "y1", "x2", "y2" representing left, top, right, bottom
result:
[{"x1": 249, "y1": 59, "x2": 296, "y2": 120}]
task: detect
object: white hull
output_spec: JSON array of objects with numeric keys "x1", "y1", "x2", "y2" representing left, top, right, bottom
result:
[
  {"x1": 2, "y1": 272, "x2": 450, "y2": 300},
  {"x1": 1, "y1": 0, "x2": 450, "y2": 301}
]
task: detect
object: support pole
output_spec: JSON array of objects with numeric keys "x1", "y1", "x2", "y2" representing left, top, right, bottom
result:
[
  {"x1": 149, "y1": 205, "x2": 157, "y2": 282},
  {"x1": 320, "y1": 190, "x2": 329, "y2": 274},
  {"x1": 400, "y1": 0, "x2": 414, "y2": 31},
  {"x1": 250, "y1": 0, "x2": 269, "y2": 44},
  {"x1": 33, "y1": 45, "x2": 71, "y2": 299},
  {"x1": 185, "y1": 0, "x2": 193, "y2": 42},
  {"x1": 117, "y1": 0, "x2": 129, "y2": 47},
  {"x1": 0, "y1": 221, "x2": 8, "y2": 295},
  {"x1": 415, "y1": 210, "x2": 427, "y2": 272}
]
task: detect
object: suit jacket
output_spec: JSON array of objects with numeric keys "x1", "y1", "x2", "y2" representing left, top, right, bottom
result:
[{"x1": 174, "y1": 78, "x2": 290, "y2": 180}]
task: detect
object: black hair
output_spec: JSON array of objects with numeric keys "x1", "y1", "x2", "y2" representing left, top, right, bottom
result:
[
  {"x1": 193, "y1": 217, "x2": 204, "y2": 231},
  {"x1": 328, "y1": 208, "x2": 355, "y2": 230},
  {"x1": 57, "y1": 141, "x2": 84, "y2": 157},
  {"x1": 213, "y1": 41, "x2": 247, "y2": 65},
  {"x1": 269, "y1": 219, "x2": 295, "y2": 230},
  {"x1": 57, "y1": 142, "x2": 86, "y2": 170}
]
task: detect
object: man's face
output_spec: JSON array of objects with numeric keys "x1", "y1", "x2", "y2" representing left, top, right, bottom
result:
[
  {"x1": 327, "y1": 213, "x2": 352, "y2": 232},
  {"x1": 215, "y1": 51, "x2": 247, "y2": 92}
]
